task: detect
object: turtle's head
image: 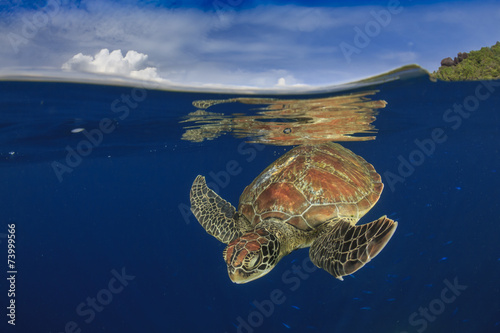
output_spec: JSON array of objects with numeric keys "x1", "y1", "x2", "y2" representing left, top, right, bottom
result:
[{"x1": 223, "y1": 228, "x2": 281, "y2": 284}]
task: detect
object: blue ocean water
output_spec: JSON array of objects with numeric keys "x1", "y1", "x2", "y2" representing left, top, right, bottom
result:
[{"x1": 0, "y1": 72, "x2": 499, "y2": 333}]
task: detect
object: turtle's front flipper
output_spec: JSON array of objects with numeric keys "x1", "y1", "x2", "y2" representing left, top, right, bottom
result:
[
  {"x1": 309, "y1": 216, "x2": 397, "y2": 280},
  {"x1": 190, "y1": 175, "x2": 251, "y2": 244}
]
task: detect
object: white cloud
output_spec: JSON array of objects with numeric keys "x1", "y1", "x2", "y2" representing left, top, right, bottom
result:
[{"x1": 62, "y1": 49, "x2": 161, "y2": 81}]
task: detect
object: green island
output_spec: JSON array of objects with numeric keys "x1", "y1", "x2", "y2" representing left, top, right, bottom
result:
[{"x1": 431, "y1": 41, "x2": 500, "y2": 81}]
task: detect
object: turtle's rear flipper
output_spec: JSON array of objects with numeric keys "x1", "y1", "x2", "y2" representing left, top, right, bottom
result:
[
  {"x1": 309, "y1": 216, "x2": 397, "y2": 280},
  {"x1": 190, "y1": 175, "x2": 251, "y2": 244}
]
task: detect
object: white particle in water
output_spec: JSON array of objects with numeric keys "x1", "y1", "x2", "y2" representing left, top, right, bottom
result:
[{"x1": 71, "y1": 128, "x2": 85, "y2": 133}]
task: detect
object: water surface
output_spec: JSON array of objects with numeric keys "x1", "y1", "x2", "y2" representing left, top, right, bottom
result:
[{"x1": 0, "y1": 70, "x2": 499, "y2": 332}]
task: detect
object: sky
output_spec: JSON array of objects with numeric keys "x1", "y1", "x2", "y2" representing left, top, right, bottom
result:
[{"x1": 0, "y1": 0, "x2": 499, "y2": 89}]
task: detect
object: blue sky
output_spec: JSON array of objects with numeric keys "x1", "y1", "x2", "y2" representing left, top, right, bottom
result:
[{"x1": 0, "y1": 0, "x2": 499, "y2": 89}]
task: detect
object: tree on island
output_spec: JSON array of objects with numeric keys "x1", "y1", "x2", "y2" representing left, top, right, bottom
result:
[{"x1": 431, "y1": 42, "x2": 500, "y2": 81}]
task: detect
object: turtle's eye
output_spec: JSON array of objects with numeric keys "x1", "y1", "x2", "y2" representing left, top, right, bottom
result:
[{"x1": 247, "y1": 254, "x2": 261, "y2": 268}]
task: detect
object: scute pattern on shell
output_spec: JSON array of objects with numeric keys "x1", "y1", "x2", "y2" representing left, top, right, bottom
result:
[{"x1": 238, "y1": 143, "x2": 383, "y2": 231}]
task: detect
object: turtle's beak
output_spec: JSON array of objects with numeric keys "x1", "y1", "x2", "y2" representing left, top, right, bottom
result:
[
  {"x1": 229, "y1": 271, "x2": 247, "y2": 284},
  {"x1": 227, "y1": 268, "x2": 249, "y2": 284},
  {"x1": 228, "y1": 268, "x2": 267, "y2": 284}
]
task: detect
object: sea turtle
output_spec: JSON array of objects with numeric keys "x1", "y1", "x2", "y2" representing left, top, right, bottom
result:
[{"x1": 190, "y1": 142, "x2": 397, "y2": 283}]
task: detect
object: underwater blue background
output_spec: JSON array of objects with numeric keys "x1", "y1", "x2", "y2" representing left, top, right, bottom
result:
[{"x1": 0, "y1": 73, "x2": 499, "y2": 333}]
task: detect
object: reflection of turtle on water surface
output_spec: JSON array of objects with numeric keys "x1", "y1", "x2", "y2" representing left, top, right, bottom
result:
[
  {"x1": 183, "y1": 92, "x2": 387, "y2": 145},
  {"x1": 190, "y1": 143, "x2": 397, "y2": 283}
]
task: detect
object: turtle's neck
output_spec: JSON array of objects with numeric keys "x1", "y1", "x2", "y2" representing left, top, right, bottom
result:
[{"x1": 254, "y1": 219, "x2": 319, "y2": 256}]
